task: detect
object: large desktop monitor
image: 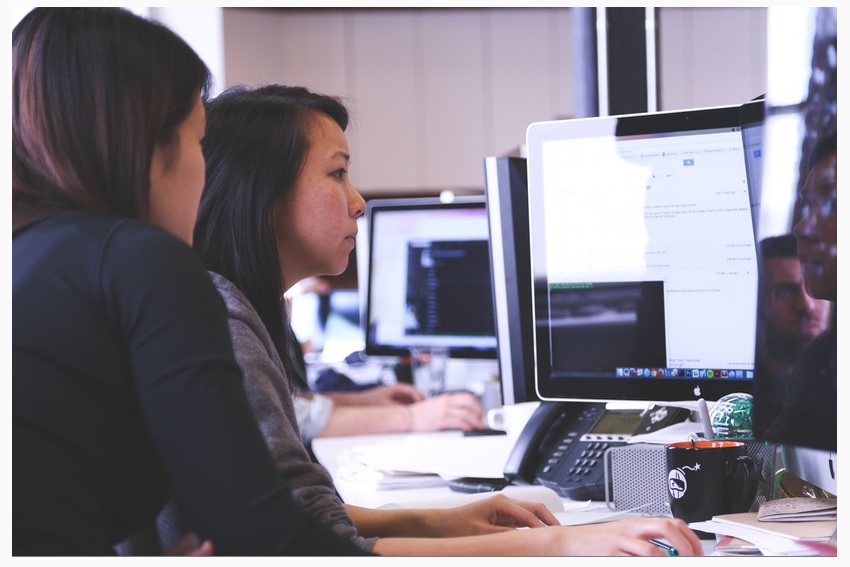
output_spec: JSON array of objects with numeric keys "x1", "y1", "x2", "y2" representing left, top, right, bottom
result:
[
  {"x1": 526, "y1": 104, "x2": 759, "y2": 404},
  {"x1": 749, "y1": 7, "x2": 836, "y2": 496},
  {"x1": 363, "y1": 196, "x2": 497, "y2": 360}
]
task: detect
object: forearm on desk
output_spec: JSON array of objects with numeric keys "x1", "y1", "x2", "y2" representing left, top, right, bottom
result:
[
  {"x1": 369, "y1": 528, "x2": 561, "y2": 556},
  {"x1": 345, "y1": 505, "x2": 438, "y2": 539}
]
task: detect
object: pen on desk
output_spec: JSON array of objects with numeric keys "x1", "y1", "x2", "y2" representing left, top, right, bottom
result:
[
  {"x1": 697, "y1": 398, "x2": 714, "y2": 440},
  {"x1": 649, "y1": 539, "x2": 679, "y2": 556}
]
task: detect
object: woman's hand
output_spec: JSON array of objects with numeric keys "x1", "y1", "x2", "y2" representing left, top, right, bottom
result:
[
  {"x1": 551, "y1": 517, "x2": 704, "y2": 556},
  {"x1": 428, "y1": 493, "x2": 559, "y2": 537}
]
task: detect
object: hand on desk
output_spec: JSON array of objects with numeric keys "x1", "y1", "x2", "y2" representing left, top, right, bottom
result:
[
  {"x1": 555, "y1": 517, "x2": 704, "y2": 557},
  {"x1": 433, "y1": 499, "x2": 704, "y2": 556},
  {"x1": 408, "y1": 391, "x2": 484, "y2": 432},
  {"x1": 428, "y1": 493, "x2": 559, "y2": 537}
]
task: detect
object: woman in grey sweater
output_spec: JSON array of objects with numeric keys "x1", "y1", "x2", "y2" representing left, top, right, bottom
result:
[{"x1": 184, "y1": 84, "x2": 703, "y2": 556}]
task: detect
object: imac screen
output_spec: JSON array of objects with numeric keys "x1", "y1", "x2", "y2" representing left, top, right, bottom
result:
[
  {"x1": 526, "y1": 104, "x2": 759, "y2": 403},
  {"x1": 363, "y1": 196, "x2": 497, "y2": 359}
]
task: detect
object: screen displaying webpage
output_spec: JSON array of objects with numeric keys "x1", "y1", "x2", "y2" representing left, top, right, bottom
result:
[{"x1": 539, "y1": 126, "x2": 758, "y2": 376}]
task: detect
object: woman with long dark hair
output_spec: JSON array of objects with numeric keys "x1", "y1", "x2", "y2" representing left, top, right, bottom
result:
[{"x1": 13, "y1": 8, "x2": 366, "y2": 556}]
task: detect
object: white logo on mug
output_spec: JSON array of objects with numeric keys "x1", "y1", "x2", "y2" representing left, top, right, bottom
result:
[{"x1": 668, "y1": 463, "x2": 700, "y2": 499}]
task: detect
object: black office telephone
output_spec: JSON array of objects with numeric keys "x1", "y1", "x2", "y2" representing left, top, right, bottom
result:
[{"x1": 503, "y1": 401, "x2": 691, "y2": 500}]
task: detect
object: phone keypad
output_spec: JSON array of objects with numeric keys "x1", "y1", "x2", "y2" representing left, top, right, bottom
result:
[{"x1": 535, "y1": 406, "x2": 627, "y2": 500}]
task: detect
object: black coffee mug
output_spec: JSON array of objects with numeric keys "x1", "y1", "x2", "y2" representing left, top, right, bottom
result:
[{"x1": 666, "y1": 440, "x2": 757, "y2": 526}]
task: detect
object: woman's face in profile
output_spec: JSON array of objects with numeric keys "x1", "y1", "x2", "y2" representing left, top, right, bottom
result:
[
  {"x1": 273, "y1": 114, "x2": 365, "y2": 289},
  {"x1": 148, "y1": 96, "x2": 207, "y2": 245},
  {"x1": 794, "y1": 152, "x2": 837, "y2": 302}
]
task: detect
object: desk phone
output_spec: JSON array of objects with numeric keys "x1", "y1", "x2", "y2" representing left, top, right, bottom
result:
[{"x1": 503, "y1": 401, "x2": 690, "y2": 500}]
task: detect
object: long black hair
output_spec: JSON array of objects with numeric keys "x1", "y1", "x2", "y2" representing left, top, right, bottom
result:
[{"x1": 194, "y1": 84, "x2": 350, "y2": 370}]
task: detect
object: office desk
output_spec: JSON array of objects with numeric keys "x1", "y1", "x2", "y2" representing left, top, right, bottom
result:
[{"x1": 313, "y1": 430, "x2": 719, "y2": 554}]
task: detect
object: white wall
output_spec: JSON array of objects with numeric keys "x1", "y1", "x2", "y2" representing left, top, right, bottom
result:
[
  {"x1": 222, "y1": 8, "x2": 576, "y2": 195},
  {"x1": 658, "y1": 7, "x2": 767, "y2": 110},
  {"x1": 221, "y1": 7, "x2": 767, "y2": 196}
]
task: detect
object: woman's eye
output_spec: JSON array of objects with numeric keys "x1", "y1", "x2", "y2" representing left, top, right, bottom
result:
[{"x1": 332, "y1": 169, "x2": 347, "y2": 180}]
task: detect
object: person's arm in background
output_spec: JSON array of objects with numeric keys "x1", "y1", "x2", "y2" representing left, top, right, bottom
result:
[
  {"x1": 287, "y1": 277, "x2": 487, "y2": 436},
  {"x1": 317, "y1": 392, "x2": 484, "y2": 437},
  {"x1": 323, "y1": 382, "x2": 424, "y2": 405},
  {"x1": 295, "y1": 388, "x2": 486, "y2": 440}
]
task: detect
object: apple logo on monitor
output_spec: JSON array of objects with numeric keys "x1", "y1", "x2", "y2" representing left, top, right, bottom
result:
[{"x1": 693, "y1": 385, "x2": 701, "y2": 397}]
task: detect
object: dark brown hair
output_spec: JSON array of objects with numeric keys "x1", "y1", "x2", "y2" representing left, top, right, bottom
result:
[{"x1": 12, "y1": 8, "x2": 212, "y2": 220}]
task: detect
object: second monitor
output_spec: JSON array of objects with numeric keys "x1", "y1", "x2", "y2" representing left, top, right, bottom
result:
[{"x1": 363, "y1": 196, "x2": 497, "y2": 361}]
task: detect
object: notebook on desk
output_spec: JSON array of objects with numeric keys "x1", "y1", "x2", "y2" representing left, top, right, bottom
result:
[{"x1": 690, "y1": 512, "x2": 836, "y2": 556}]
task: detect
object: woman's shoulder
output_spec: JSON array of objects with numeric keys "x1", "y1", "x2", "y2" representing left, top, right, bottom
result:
[
  {"x1": 207, "y1": 272, "x2": 255, "y2": 318},
  {"x1": 207, "y1": 272, "x2": 274, "y2": 344},
  {"x1": 14, "y1": 210, "x2": 200, "y2": 281},
  {"x1": 207, "y1": 271, "x2": 289, "y2": 383}
]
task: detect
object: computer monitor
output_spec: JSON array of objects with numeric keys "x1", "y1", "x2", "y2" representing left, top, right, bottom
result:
[
  {"x1": 526, "y1": 104, "x2": 759, "y2": 404},
  {"x1": 750, "y1": 7, "x2": 836, "y2": 495},
  {"x1": 483, "y1": 156, "x2": 540, "y2": 405},
  {"x1": 363, "y1": 196, "x2": 497, "y2": 360}
]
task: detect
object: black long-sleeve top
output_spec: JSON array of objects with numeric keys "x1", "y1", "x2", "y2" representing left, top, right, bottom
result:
[{"x1": 13, "y1": 211, "x2": 368, "y2": 556}]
